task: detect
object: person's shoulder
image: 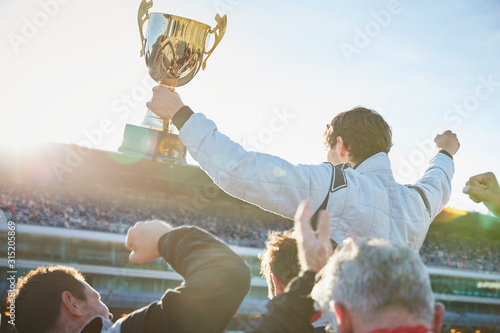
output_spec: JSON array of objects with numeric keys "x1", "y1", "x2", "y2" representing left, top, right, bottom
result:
[
  {"x1": 327, "y1": 163, "x2": 351, "y2": 193},
  {"x1": 80, "y1": 316, "x2": 122, "y2": 333}
]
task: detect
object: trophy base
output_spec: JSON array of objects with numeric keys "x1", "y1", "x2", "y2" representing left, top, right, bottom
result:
[{"x1": 118, "y1": 124, "x2": 187, "y2": 164}]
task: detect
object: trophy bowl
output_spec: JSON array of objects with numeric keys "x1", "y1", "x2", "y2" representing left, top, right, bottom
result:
[
  {"x1": 119, "y1": 0, "x2": 227, "y2": 163},
  {"x1": 139, "y1": 0, "x2": 227, "y2": 88}
]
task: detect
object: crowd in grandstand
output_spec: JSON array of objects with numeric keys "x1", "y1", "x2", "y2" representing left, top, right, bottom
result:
[
  {"x1": 1, "y1": 185, "x2": 499, "y2": 273},
  {"x1": 0, "y1": 186, "x2": 291, "y2": 248},
  {"x1": 419, "y1": 234, "x2": 500, "y2": 272}
]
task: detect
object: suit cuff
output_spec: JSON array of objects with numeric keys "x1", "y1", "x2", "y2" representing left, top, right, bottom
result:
[{"x1": 172, "y1": 106, "x2": 194, "y2": 130}]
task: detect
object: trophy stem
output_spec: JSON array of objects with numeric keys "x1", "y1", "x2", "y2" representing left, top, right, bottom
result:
[
  {"x1": 141, "y1": 109, "x2": 164, "y2": 131},
  {"x1": 159, "y1": 84, "x2": 176, "y2": 93},
  {"x1": 163, "y1": 119, "x2": 177, "y2": 134},
  {"x1": 119, "y1": 109, "x2": 186, "y2": 163}
]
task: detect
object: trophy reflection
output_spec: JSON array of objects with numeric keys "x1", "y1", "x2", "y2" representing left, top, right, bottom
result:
[{"x1": 119, "y1": 0, "x2": 227, "y2": 163}]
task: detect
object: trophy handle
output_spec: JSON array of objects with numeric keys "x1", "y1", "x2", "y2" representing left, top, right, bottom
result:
[
  {"x1": 202, "y1": 14, "x2": 227, "y2": 70},
  {"x1": 138, "y1": 0, "x2": 153, "y2": 57}
]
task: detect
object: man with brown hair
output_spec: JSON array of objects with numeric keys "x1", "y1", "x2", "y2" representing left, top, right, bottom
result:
[
  {"x1": 148, "y1": 87, "x2": 460, "y2": 250},
  {"x1": 258, "y1": 230, "x2": 328, "y2": 332},
  {"x1": 323, "y1": 107, "x2": 393, "y2": 165},
  {"x1": 259, "y1": 230, "x2": 300, "y2": 299}
]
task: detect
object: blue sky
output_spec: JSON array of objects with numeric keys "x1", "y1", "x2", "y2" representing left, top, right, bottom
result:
[{"x1": 1, "y1": 0, "x2": 499, "y2": 213}]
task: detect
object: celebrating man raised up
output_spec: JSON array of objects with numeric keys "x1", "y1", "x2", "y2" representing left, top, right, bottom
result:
[{"x1": 148, "y1": 87, "x2": 459, "y2": 250}]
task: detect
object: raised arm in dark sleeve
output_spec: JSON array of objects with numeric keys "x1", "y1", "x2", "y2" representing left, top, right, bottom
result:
[{"x1": 120, "y1": 226, "x2": 251, "y2": 333}]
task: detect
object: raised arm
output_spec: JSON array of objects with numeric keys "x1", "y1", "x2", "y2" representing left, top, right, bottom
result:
[
  {"x1": 413, "y1": 131, "x2": 458, "y2": 219},
  {"x1": 120, "y1": 221, "x2": 251, "y2": 333},
  {"x1": 147, "y1": 86, "x2": 332, "y2": 218}
]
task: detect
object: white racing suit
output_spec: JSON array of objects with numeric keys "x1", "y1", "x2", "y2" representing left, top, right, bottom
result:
[{"x1": 175, "y1": 109, "x2": 455, "y2": 251}]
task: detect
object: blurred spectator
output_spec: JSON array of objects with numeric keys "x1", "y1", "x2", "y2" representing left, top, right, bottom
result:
[
  {"x1": 9, "y1": 221, "x2": 251, "y2": 333},
  {"x1": 259, "y1": 230, "x2": 300, "y2": 299},
  {"x1": 311, "y1": 238, "x2": 444, "y2": 333},
  {"x1": 248, "y1": 199, "x2": 333, "y2": 332}
]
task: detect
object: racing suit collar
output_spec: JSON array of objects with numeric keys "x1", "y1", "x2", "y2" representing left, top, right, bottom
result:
[{"x1": 353, "y1": 152, "x2": 390, "y2": 172}]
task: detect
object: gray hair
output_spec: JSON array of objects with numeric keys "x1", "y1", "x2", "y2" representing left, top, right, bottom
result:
[{"x1": 311, "y1": 238, "x2": 434, "y2": 326}]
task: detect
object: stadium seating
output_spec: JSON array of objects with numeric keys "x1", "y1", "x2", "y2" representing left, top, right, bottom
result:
[{"x1": 1, "y1": 185, "x2": 499, "y2": 273}]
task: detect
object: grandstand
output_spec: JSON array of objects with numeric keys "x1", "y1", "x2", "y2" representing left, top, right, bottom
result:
[{"x1": 1, "y1": 142, "x2": 500, "y2": 332}]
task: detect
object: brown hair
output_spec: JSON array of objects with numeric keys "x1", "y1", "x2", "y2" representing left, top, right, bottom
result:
[
  {"x1": 324, "y1": 107, "x2": 393, "y2": 163},
  {"x1": 258, "y1": 230, "x2": 300, "y2": 298},
  {"x1": 8, "y1": 265, "x2": 87, "y2": 333}
]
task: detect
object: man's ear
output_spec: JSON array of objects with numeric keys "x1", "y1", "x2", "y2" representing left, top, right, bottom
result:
[
  {"x1": 332, "y1": 301, "x2": 353, "y2": 333},
  {"x1": 271, "y1": 273, "x2": 286, "y2": 296},
  {"x1": 61, "y1": 291, "x2": 83, "y2": 318},
  {"x1": 336, "y1": 136, "x2": 348, "y2": 158},
  {"x1": 431, "y1": 302, "x2": 445, "y2": 333}
]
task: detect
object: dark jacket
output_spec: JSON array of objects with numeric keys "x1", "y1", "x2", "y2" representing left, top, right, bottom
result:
[
  {"x1": 248, "y1": 271, "x2": 326, "y2": 333},
  {"x1": 81, "y1": 226, "x2": 251, "y2": 333}
]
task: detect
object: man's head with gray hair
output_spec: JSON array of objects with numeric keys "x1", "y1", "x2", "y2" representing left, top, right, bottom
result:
[{"x1": 311, "y1": 238, "x2": 444, "y2": 332}]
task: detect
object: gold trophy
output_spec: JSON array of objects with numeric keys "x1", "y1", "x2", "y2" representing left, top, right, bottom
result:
[{"x1": 119, "y1": 0, "x2": 227, "y2": 163}]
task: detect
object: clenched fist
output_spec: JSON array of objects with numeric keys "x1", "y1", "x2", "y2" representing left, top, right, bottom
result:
[
  {"x1": 463, "y1": 172, "x2": 500, "y2": 217},
  {"x1": 126, "y1": 220, "x2": 173, "y2": 264},
  {"x1": 434, "y1": 130, "x2": 460, "y2": 156}
]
